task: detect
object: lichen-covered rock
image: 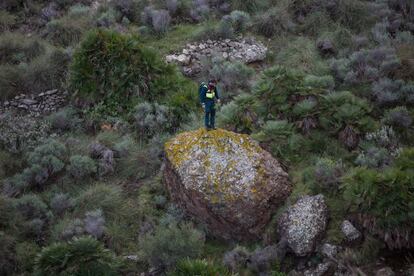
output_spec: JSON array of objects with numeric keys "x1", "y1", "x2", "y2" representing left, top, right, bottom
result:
[
  {"x1": 341, "y1": 220, "x2": 361, "y2": 242},
  {"x1": 278, "y1": 195, "x2": 328, "y2": 256},
  {"x1": 163, "y1": 128, "x2": 291, "y2": 240}
]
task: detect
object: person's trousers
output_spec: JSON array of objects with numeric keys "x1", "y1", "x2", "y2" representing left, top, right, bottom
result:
[{"x1": 205, "y1": 107, "x2": 216, "y2": 128}]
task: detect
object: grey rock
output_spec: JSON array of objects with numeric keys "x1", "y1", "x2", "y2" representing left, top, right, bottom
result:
[
  {"x1": 278, "y1": 195, "x2": 328, "y2": 256},
  {"x1": 18, "y1": 104, "x2": 28, "y2": 110},
  {"x1": 304, "y1": 262, "x2": 334, "y2": 276},
  {"x1": 20, "y1": 99, "x2": 38, "y2": 105},
  {"x1": 320, "y1": 243, "x2": 340, "y2": 259},
  {"x1": 45, "y1": 89, "x2": 58, "y2": 95},
  {"x1": 375, "y1": 267, "x2": 395, "y2": 276},
  {"x1": 341, "y1": 220, "x2": 361, "y2": 242},
  {"x1": 164, "y1": 129, "x2": 291, "y2": 240},
  {"x1": 246, "y1": 240, "x2": 287, "y2": 274}
]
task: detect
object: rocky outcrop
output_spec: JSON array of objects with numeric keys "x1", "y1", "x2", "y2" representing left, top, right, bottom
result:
[
  {"x1": 278, "y1": 195, "x2": 328, "y2": 256},
  {"x1": 163, "y1": 128, "x2": 291, "y2": 240},
  {"x1": 1, "y1": 89, "x2": 68, "y2": 117},
  {"x1": 166, "y1": 38, "x2": 268, "y2": 76}
]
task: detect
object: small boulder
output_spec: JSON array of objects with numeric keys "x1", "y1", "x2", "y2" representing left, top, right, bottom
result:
[
  {"x1": 319, "y1": 243, "x2": 340, "y2": 259},
  {"x1": 375, "y1": 267, "x2": 395, "y2": 276},
  {"x1": 278, "y1": 195, "x2": 328, "y2": 256},
  {"x1": 341, "y1": 220, "x2": 361, "y2": 242},
  {"x1": 163, "y1": 128, "x2": 291, "y2": 240}
]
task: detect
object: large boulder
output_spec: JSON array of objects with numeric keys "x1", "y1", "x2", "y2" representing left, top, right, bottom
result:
[
  {"x1": 163, "y1": 128, "x2": 291, "y2": 240},
  {"x1": 277, "y1": 195, "x2": 328, "y2": 256}
]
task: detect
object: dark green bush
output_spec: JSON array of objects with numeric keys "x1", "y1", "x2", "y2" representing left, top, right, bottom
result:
[
  {"x1": 3, "y1": 140, "x2": 67, "y2": 196},
  {"x1": 343, "y1": 148, "x2": 414, "y2": 249},
  {"x1": 0, "y1": 42, "x2": 70, "y2": 100},
  {"x1": 139, "y1": 222, "x2": 205, "y2": 269},
  {"x1": 254, "y1": 6, "x2": 294, "y2": 38},
  {"x1": 0, "y1": 232, "x2": 17, "y2": 276},
  {"x1": 67, "y1": 155, "x2": 97, "y2": 180},
  {"x1": 68, "y1": 29, "x2": 196, "y2": 119},
  {"x1": 45, "y1": 14, "x2": 91, "y2": 47},
  {"x1": 0, "y1": 32, "x2": 45, "y2": 64},
  {"x1": 35, "y1": 236, "x2": 120, "y2": 275},
  {"x1": 171, "y1": 258, "x2": 230, "y2": 276},
  {"x1": 0, "y1": 11, "x2": 16, "y2": 31}
]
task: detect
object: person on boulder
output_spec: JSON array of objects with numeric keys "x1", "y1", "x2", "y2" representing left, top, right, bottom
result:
[{"x1": 199, "y1": 79, "x2": 220, "y2": 130}]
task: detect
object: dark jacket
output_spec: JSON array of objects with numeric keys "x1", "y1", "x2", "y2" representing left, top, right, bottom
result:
[{"x1": 199, "y1": 84, "x2": 220, "y2": 104}]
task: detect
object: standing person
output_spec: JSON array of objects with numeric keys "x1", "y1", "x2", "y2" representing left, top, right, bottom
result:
[{"x1": 199, "y1": 79, "x2": 220, "y2": 130}]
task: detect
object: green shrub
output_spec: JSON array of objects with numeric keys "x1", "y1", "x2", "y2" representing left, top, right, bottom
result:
[
  {"x1": 0, "y1": 232, "x2": 17, "y2": 276},
  {"x1": 210, "y1": 59, "x2": 254, "y2": 98},
  {"x1": 133, "y1": 102, "x2": 173, "y2": 138},
  {"x1": 67, "y1": 155, "x2": 97, "y2": 180},
  {"x1": 68, "y1": 29, "x2": 196, "y2": 119},
  {"x1": 14, "y1": 194, "x2": 49, "y2": 220},
  {"x1": 0, "y1": 32, "x2": 46, "y2": 64},
  {"x1": 217, "y1": 94, "x2": 258, "y2": 133},
  {"x1": 0, "y1": 42, "x2": 70, "y2": 100},
  {"x1": 45, "y1": 14, "x2": 91, "y2": 47},
  {"x1": 276, "y1": 37, "x2": 329, "y2": 75},
  {"x1": 303, "y1": 158, "x2": 344, "y2": 194},
  {"x1": 0, "y1": 11, "x2": 16, "y2": 31},
  {"x1": 319, "y1": 91, "x2": 373, "y2": 133},
  {"x1": 3, "y1": 140, "x2": 67, "y2": 196},
  {"x1": 139, "y1": 223, "x2": 205, "y2": 269},
  {"x1": 34, "y1": 236, "x2": 120, "y2": 275},
  {"x1": 254, "y1": 6, "x2": 294, "y2": 38},
  {"x1": 74, "y1": 184, "x2": 123, "y2": 219},
  {"x1": 47, "y1": 107, "x2": 82, "y2": 132},
  {"x1": 231, "y1": 0, "x2": 260, "y2": 13},
  {"x1": 343, "y1": 148, "x2": 414, "y2": 249},
  {"x1": 230, "y1": 10, "x2": 251, "y2": 33},
  {"x1": 15, "y1": 241, "x2": 39, "y2": 273},
  {"x1": 170, "y1": 258, "x2": 230, "y2": 276}
]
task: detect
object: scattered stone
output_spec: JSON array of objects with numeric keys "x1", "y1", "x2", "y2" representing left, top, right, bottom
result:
[
  {"x1": 319, "y1": 243, "x2": 340, "y2": 259},
  {"x1": 304, "y1": 262, "x2": 335, "y2": 276},
  {"x1": 20, "y1": 99, "x2": 38, "y2": 105},
  {"x1": 163, "y1": 128, "x2": 291, "y2": 240},
  {"x1": 1, "y1": 89, "x2": 67, "y2": 117},
  {"x1": 165, "y1": 37, "x2": 268, "y2": 76},
  {"x1": 124, "y1": 255, "x2": 139, "y2": 261},
  {"x1": 341, "y1": 220, "x2": 361, "y2": 242},
  {"x1": 278, "y1": 195, "x2": 328, "y2": 256},
  {"x1": 375, "y1": 267, "x2": 395, "y2": 276}
]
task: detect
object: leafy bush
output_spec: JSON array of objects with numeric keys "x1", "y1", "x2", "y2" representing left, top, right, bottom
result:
[
  {"x1": 0, "y1": 39, "x2": 70, "y2": 99},
  {"x1": 67, "y1": 155, "x2": 97, "y2": 180},
  {"x1": 14, "y1": 194, "x2": 49, "y2": 220},
  {"x1": 210, "y1": 59, "x2": 254, "y2": 98},
  {"x1": 355, "y1": 146, "x2": 393, "y2": 169},
  {"x1": 69, "y1": 29, "x2": 196, "y2": 119},
  {"x1": 74, "y1": 184, "x2": 123, "y2": 219},
  {"x1": 133, "y1": 102, "x2": 172, "y2": 138},
  {"x1": 254, "y1": 6, "x2": 294, "y2": 38},
  {"x1": 139, "y1": 223, "x2": 205, "y2": 269},
  {"x1": 217, "y1": 94, "x2": 258, "y2": 133},
  {"x1": 35, "y1": 236, "x2": 120, "y2": 275},
  {"x1": 50, "y1": 193, "x2": 73, "y2": 216},
  {"x1": 276, "y1": 37, "x2": 329, "y2": 75},
  {"x1": 230, "y1": 10, "x2": 251, "y2": 33},
  {"x1": 3, "y1": 140, "x2": 66, "y2": 196},
  {"x1": 343, "y1": 148, "x2": 414, "y2": 249},
  {"x1": 330, "y1": 47, "x2": 400, "y2": 85},
  {"x1": 217, "y1": 15, "x2": 235, "y2": 38},
  {"x1": 0, "y1": 232, "x2": 17, "y2": 276},
  {"x1": 48, "y1": 107, "x2": 82, "y2": 132},
  {"x1": 189, "y1": 0, "x2": 210, "y2": 22},
  {"x1": 171, "y1": 258, "x2": 230, "y2": 276},
  {"x1": 0, "y1": 11, "x2": 16, "y2": 31},
  {"x1": 141, "y1": 7, "x2": 172, "y2": 34},
  {"x1": 383, "y1": 106, "x2": 413, "y2": 128},
  {"x1": 319, "y1": 91, "x2": 372, "y2": 133},
  {"x1": 231, "y1": 0, "x2": 260, "y2": 13},
  {"x1": 44, "y1": 13, "x2": 92, "y2": 46}
]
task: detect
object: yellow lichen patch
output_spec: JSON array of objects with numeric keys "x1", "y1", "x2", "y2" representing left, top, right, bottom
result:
[
  {"x1": 164, "y1": 128, "x2": 270, "y2": 203},
  {"x1": 165, "y1": 128, "x2": 261, "y2": 168}
]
